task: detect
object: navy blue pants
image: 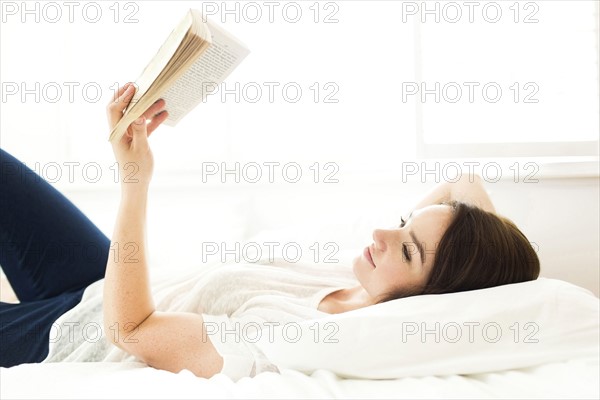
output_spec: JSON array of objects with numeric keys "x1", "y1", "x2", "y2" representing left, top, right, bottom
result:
[{"x1": 0, "y1": 148, "x2": 110, "y2": 367}]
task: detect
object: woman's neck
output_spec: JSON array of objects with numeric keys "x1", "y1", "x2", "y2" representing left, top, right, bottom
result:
[{"x1": 320, "y1": 285, "x2": 375, "y2": 314}]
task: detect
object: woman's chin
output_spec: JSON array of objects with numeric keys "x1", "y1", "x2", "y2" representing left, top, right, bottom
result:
[
  {"x1": 351, "y1": 256, "x2": 366, "y2": 283},
  {"x1": 351, "y1": 255, "x2": 361, "y2": 273}
]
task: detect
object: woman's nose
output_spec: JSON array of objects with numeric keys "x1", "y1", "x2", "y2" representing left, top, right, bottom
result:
[{"x1": 372, "y1": 228, "x2": 396, "y2": 251}]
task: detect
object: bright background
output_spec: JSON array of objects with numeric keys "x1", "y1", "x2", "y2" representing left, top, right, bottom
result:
[{"x1": 1, "y1": 1, "x2": 598, "y2": 295}]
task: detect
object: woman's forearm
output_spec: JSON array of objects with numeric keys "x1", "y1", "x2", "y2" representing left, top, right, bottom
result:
[
  {"x1": 411, "y1": 173, "x2": 496, "y2": 214},
  {"x1": 103, "y1": 187, "x2": 155, "y2": 347}
]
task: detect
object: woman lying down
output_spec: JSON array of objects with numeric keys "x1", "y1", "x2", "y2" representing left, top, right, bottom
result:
[{"x1": 0, "y1": 83, "x2": 540, "y2": 380}]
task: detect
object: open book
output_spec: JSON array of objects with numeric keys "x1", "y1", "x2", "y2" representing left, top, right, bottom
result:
[{"x1": 108, "y1": 9, "x2": 250, "y2": 142}]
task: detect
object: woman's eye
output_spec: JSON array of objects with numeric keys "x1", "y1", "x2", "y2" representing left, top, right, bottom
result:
[
  {"x1": 399, "y1": 217, "x2": 406, "y2": 228},
  {"x1": 402, "y1": 243, "x2": 411, "y2": 261}
]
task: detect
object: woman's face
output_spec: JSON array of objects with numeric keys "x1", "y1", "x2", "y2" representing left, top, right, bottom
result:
[{"x1": 353, "y1": 204, "x2": 454, "y2": 301}]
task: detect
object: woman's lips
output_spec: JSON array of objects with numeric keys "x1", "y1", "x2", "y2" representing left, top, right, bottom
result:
[{"x1": 364, "y1": 246, "x2": 376, "y2": 268}]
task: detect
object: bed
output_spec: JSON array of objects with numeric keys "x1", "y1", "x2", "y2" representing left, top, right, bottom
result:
[
  {"x1": 1, "y1": 258, "x2": 598, "y2": 399},
  {"x1": 2, "y1": 356, "x2": 598, "y2": 399}
]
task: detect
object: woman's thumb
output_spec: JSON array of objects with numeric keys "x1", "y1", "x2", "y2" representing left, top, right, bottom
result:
[{"x1": 131, "y1": 116, "x2": 148, "y2": 143}]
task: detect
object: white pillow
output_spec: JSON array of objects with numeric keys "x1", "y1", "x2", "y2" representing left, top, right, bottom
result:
[{"x1": 254, "y1": 277, "x2": 599, "y2": 379}]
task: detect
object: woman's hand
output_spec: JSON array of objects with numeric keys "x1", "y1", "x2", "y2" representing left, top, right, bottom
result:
[{"x1": 106, "y1": 83, "x2": 169, "y2": 191}]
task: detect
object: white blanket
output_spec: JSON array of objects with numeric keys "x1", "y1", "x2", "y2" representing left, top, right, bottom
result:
[{"x1": 2, "y1": 357, "x2": 599, "y2": 399}]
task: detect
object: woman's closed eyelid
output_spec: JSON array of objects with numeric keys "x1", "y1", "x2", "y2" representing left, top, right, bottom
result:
[{"x1": 402, "y1": 243, "x2": 411, "y2": 261}]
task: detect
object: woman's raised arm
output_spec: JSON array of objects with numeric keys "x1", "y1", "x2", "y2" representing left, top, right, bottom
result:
[
  {"x1": 410, "y1": 173, "x2": 497, "y2": 214},
  {"x1": 102, "y1": 83, "x2": 223, "y2": 378}
]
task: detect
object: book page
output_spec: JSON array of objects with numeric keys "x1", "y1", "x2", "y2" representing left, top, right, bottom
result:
[
  {"x1": 158, "y1": 17, "x2": 250, "y2": 126},
  {"x1": 124, "y1": 10, "x2": 194, "y2": 115}
]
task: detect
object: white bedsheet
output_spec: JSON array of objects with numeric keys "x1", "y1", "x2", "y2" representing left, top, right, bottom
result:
[{"x1": 1, "y1": 357, "x2": 598, "y2": 399}]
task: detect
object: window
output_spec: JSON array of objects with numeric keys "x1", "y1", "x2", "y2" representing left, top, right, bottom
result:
[{"x1": 414, "y1": 0, "x2": 599, "y2": 158}]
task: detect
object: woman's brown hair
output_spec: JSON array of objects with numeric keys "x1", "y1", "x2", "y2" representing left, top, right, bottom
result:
[{"x1": 379, "y1": 200, "x2": 541, "y2": 302}]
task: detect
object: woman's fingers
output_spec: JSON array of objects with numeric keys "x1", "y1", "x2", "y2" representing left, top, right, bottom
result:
[
  {"x1": 111, "y1": 82, "x2": 134, "y2": 103},
  {"x1": 143, "y1": 98, "x2": 167, "y2": 136},
  {"x1": 146, "y1": 110, "x2": 169, "y2": 137},
  {"x1": 106, "y1": 83, "x2": 168, "y2": 140},
  {"x1": 142, "y1": 99, "x2": 166, "y2": 120},
  {"x1": 106, "y1": 84, "x2": 136, "y2": 124}
]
